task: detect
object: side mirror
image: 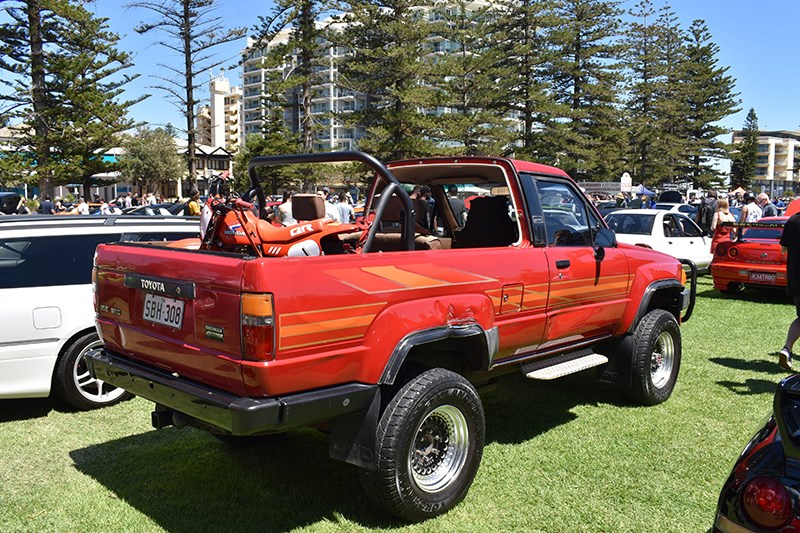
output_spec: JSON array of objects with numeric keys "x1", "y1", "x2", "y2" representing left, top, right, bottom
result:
[
  {"x1": 595, "y1": 227, "x2": 617, "y2": 248},
  {"x1": 594, "y1": 227, "x2": 616, "y2": 260}
]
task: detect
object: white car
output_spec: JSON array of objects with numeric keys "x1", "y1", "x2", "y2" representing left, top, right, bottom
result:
[
  {"x1": 604, "y1": 209, "x2": 712, "y2": 272},
  {"x1": 654, "y1": 202, "x2": 698, "y2": 218},
  {"x1": 0, "y1": 215, "x2": 200, "y2": 409}
]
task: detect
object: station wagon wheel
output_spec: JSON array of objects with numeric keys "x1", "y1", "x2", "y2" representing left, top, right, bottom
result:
[
  {"x1": 53, "y1": 332, "x2": 133, "y2": 410},
  {"x1": 627, "y1": 309, "x2": 682, "y2": 406},
  {"x1": 359, "y1": 368, "x2": 485, "y2": 521}
]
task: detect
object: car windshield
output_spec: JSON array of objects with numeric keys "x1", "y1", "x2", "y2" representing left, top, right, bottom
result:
[{"x1": 605, "y1": 213, "x2": 656, "y2": 235}]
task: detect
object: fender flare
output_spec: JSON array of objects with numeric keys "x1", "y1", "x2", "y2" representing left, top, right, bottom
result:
[
  {"x1": 379, "y1": 324, "x2": 499, "y2": 385},
  {"x1": 628, "y1": 279, "x2": 684, "y2": 333}
]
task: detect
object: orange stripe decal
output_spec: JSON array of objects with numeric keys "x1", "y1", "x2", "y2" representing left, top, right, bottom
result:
[{"x1": 361, "y1": 265, "x2": 451, "y2": 289}]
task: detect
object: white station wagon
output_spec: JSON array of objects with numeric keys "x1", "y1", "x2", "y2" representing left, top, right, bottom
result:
[
  {"x1": 0, "y1": 215, "x2": 200, "y2": 409},
  {"x1": 604, "y1": 209, "x2": 713, "y2": 273}
]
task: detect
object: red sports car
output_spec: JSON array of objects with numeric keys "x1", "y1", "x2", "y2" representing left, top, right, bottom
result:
[{"x1": 711, "y1": 217, "x2": 788, "y2": 293}]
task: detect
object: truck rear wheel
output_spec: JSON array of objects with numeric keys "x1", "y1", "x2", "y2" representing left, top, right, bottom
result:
[
  {"x1": 359, "y1": 368, "x2": 485, "y2": 521},
  {"x1": 627, "y1": 309, "x2": 681, "y2": 406}
]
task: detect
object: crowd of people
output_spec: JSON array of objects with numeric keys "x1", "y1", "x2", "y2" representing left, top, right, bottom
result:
[{"x1": 8, "y1": 191, "x2": 171, "y2": 216}]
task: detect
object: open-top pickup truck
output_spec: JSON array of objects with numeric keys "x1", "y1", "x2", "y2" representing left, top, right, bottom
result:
[{"x1": 87, "y1": 152, "x2": 695, "y2": 521}]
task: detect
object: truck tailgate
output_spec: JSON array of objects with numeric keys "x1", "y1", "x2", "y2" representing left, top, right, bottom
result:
[{"x1": 94, "y1": 242, "x2": 249, "y2": 395}]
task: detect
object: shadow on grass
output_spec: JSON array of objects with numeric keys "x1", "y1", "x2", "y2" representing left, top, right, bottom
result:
[
  {"x1": 716, "y1": 379, "x2": 778, "y2": 396},
  {"x1": 69, "y1": 371, "x2": 626, "y2": 531},
  {"x1": 696, "y1": 286, "x2": 790, "y2": 304},
  {"x1": 482, "y1": 371, "x2": 628, "y2": 445},
  {"x1": 71, "y1": 428, "x2": 402, "y2": 532},
  {"x1": 0, "y1": 398, "x2": 54, "y2": 422},
  {"x1": 0, "y1": 393, "x2": 123, "y2": 422},
  {"x1": 710, "y1": 356, "x2": 790, "y2": 375}
]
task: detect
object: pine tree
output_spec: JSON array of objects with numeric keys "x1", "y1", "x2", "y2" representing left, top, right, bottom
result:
[
  {"x1": 0, "y1": 0, "x2": 143, "y2": 197},
  {"x1": 332, "y1": 0, "x2": 438, "y2": 160},
  {"x1": 251, "y1": 0, "x2": 325, "y2": 155},
  {"x1": 681, "y1": 19, "x2": 740, "y2": 189},
  {"x1": 426, "y1": 0, "x2": 512, "y2": 156},
  {"x1": 128, "y1": 0, "x2": 245, "y2": 189},
  {"x1": 546, "y1": 0, "x2": 626, "y2": 180},
  {"x1": 623, "y1": 0, "x2": 686, "y2": 186},
  {"x1": 730, "y1": 108, "x2": 759, "y2": 190},
  {"x1": 491, "y1": 0, "x2": 558, "y2": 160}
]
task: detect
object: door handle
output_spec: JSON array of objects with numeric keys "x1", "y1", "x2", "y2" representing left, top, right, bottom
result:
[{"x1": 556, "y1": 259, "x2": 570, "y2": 269}]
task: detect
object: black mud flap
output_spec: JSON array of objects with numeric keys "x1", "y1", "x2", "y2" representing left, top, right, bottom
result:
[
  {"x1": 329, "y1": 388, "x2": 381, "y2": 470},
  {"x1": 596, "y1": 335, "x2": 634, "y2": 388}
]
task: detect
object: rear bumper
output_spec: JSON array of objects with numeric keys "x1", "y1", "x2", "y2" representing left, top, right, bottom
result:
[
  {"x1": 711, "y1": 261, "x2": 786, "y2": 288},
  {"x1": 86, "y1": 349, "x2": 378, "y2": 435}
]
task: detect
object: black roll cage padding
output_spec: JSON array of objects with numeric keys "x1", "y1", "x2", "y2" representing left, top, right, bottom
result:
[{"x1": 246, "y1": 151, "x2": 415, "y2": 253}]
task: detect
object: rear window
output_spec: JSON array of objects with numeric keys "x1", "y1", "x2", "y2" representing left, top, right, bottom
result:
[{"x1": 605, "y1": 213, "x2": 656, "y2": 235}]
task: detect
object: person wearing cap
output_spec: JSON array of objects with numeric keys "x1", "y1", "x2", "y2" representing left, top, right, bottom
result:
[{"x1": 740, "y1": 192, "x2": 762, "y2": 223}]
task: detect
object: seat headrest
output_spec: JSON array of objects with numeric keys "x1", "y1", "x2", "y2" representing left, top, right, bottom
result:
[{"x1": 292, "y1": 194, "x2": 325, "y2": 221}]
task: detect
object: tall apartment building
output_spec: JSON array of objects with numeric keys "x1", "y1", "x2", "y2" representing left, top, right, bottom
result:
[
  {"x1": 732, "y1": 130, "x2": 800, "y2": 195},
  {"x1": 240, "y1": 2, "x2": 496, "y2": 152},
  {"x1": 195, "y1": 73, "x2": 243, "y2": 151},
  {"x1": 241, "y1": 26, "x2": 365, "y2": 152}
]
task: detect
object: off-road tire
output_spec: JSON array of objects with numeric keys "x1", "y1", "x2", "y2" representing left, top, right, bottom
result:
[
  {"x1": 53, "y1": 332, "x2": 132, "y2": 410},
  {"x1": 627, "y1": 309, "x2": 681, "y2": 406},
  {"x1": 359, "y1": 368, "x2": 485, "y2": 522}
]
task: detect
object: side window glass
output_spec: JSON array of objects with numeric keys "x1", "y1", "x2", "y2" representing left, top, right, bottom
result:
[
  {"x1": 537, "y1": 181, "x2": 591, "y2": 246},
  {"x1": 678, "y1": 216, "x2": 701, "y2": 237},
  {"x1": 0, "y1": 234, "x2": 122, "y2": 289},
  {"x1": 663, "y1": 215, "x2": 681, "y2": 237}
]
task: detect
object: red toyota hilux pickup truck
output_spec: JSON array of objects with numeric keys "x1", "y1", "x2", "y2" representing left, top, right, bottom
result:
[{"x1": 87, "y1": 152, "x2": 695, "y2": 521}]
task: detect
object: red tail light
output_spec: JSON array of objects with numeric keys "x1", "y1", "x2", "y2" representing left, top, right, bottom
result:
[
  {"x1": 742, "y1": 477, "x2": 792, "y2": 529},
  {"x1": 715, "y1": 242, "x2": 732, "y2": 257},
  {"x1": 729, "y1": 246, "x2": 740, "y2": 258},
  {"x1": 241, "y1": 293, "x2": 275, "y2": 361}
]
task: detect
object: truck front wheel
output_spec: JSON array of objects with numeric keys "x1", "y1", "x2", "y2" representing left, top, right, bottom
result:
[
  {"x1": 359, "y1": 368, "x2": 485, "y2": 521},
  {"x1": 627, "y1": 309, "x2": 681, "y2": 406}
]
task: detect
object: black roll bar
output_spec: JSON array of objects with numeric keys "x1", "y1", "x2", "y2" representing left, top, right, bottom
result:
[{"x1": 247, "y1": 151, "x2": 415, "y2": 253}]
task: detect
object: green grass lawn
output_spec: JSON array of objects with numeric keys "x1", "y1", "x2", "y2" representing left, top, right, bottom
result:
[{"x1": 0, "y1": 277, "x2": 794, "y2": 532}]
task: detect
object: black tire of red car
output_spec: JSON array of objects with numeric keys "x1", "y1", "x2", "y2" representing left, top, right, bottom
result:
[
  {"x1": 359, "y1": 367, "x2": 485, "y2": 522},
  {"x1": 627, "y1": 309, "x2": 682, "y2": 406},
  {"x1": 53, "y1": 332, "x2": 133, "y2": 410}
]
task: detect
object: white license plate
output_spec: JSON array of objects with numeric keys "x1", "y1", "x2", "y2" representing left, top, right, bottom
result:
[
  {"x1": 749, "y1": 272, "x2": 776, "y2": 283},
  {"x1": 142, "y1": 293, "x2": 185, "y2": 328}
]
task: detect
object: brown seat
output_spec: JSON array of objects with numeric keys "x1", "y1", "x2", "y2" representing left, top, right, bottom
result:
[
  {"x1": 292, "y1": 194, "x2": 325, "y2": 221},
  {"x1": 453, "y1": 196, "x2": 517, "y2": 248}
]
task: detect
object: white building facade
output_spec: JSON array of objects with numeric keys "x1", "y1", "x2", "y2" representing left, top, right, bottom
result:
[
  {"x1": 196, "y1": 73, "x2": 243, "y2": 152},
  {"x1": 732, "y1": 130, "x2": 800, "y2": 195}
]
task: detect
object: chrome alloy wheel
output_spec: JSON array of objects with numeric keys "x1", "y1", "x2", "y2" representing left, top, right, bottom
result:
[
  {"x1": 651, "y1": 331, "x2": 675, "y2": 389},
  {"x1": 410, "y1": 404, "x2": 470, "y2": 493},
  {"x1": 72, "y1": 341, "x2": 127, "y2": 403}
]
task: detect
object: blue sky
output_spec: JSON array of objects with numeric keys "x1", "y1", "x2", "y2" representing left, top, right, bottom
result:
[{"x1": 89, "y1": 0, "x2": 800, "y2": 137}]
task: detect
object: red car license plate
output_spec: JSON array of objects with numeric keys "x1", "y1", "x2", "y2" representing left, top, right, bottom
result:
[
  {"x1": 749, "y1": 272, "x2": 776, "y2": 283},
  {"x1": 142, "y1": 293, "x2": 185, "y2": 328}
]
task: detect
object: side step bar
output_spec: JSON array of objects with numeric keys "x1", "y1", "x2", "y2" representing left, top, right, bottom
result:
[{"x1": 522, "y1": 349, "x2": 608, "y2": 380}]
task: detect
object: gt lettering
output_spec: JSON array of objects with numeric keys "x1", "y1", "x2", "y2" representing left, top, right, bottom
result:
[{"x1": 289, "y1": 224, "x2": 313, "y2": 237}]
